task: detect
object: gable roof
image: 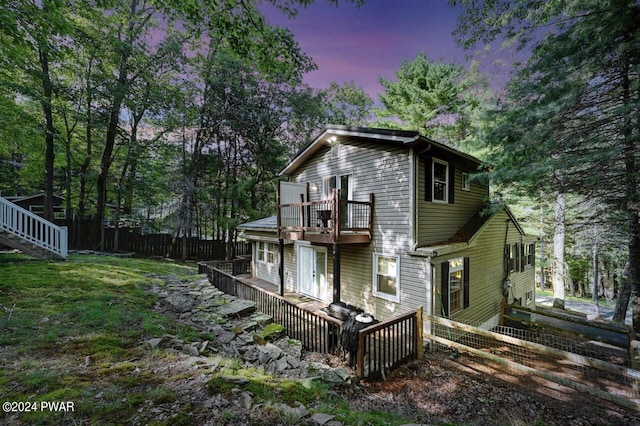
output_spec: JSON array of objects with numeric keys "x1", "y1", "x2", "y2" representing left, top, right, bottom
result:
[
  {"x1": 279, "y1": 125, "x2": 482, "y2": 176},
  {"x1": 410, "y1": 203, "x2": 527, "y2": 258}
]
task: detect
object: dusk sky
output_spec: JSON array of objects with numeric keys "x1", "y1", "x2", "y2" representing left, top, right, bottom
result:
[{"x1": 261, "y1": 0, "x2": 471, "y2": 98}]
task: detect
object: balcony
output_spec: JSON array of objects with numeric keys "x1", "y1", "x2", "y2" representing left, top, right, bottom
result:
[{"x1": 277, "y1": 189, "x2": 373, "y2": 244}]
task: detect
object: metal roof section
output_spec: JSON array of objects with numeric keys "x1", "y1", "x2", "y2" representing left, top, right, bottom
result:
[
  {"x1": 279, "y1": 124, "x2": 482, "y2": 176},
  {"x1": 236, "y1": 215, "x2": 277, "y2": 232}
]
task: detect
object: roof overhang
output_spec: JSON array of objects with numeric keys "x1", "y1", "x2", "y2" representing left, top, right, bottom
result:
[{"x1": 279, "y1": 125, "x2": 424, "y2": 176}]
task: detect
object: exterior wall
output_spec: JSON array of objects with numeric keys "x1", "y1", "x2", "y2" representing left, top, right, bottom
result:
[
  {"x1": 288, "y1": 138, "x2": 430, "y2": 321},
  {"x1": 252, "y1": 241, "x2": 279, "y2": 285},
  {"x1": 417, "y1": 153, "x2": 488, "y2": 245},
  {"x1": 432, "y1": 211, "x2": 535, "y2": 328}
]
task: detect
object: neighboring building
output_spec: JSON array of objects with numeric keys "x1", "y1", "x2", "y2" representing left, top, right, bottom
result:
[
  {"x1": 238, "y1": 125, "x2": 536, "y2": 329},
  {"x1": 4, "y1": 193, "x2": 66, "y2": 222}
]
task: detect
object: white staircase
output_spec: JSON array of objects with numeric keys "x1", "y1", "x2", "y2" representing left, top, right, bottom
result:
[{"x1": 0, "y1": 196, "x2": 68, "y2": 259}]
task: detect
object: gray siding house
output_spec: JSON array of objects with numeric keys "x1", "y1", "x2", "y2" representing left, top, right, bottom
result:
[{"x1": 238, "y1": 125, "x2": 535, "y2": 329}]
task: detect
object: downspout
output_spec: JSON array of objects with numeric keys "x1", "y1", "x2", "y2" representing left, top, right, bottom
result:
[
  {"x1": 412, "y1": 145, "x2": 432, "y2": 251},
  {"x1": 503, "y1": 220, "x2": 511, "y2": 299}
]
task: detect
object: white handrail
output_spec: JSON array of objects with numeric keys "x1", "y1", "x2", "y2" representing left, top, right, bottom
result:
[{"x1": 0, "y1": 197, "x2": 68, "y2": 259}]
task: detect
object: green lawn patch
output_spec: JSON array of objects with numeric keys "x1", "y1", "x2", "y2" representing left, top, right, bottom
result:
[{"x1": 0, "y1": 254, "x2": 198, "y2": 424}]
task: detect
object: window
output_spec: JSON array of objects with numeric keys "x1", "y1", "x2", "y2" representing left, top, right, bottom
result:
[
  {"x1": 425, "y1": 157, "x2": 455, "y2": 203},
  {"x1": 526, "y1": 290, "x2": 533, "y2": 304},
  {"x1": 257, "y1": 241, "x2": 275, "y2": 264},
  {"x1": 432, "y1": 159, "x2": 449, "y2": 202},
  {"x1": 322, "y1": 176, "x2": 336, "y2": 200},
  {"x1": 523, "y1": 243, "x2": 534, "y2": 268},
  {"x1": 448, "y1": 258, "x2": 464, "y2": 314},
  {"x1": 462, "y1": 173, "x2": 471, "y2": 191},
  {"x1": 441, "y1": 257, "x2": 469, "y2": 317},
  {"x1": 373, "y1": 254, "x2": 400, "y2": 302},
  {"x1": 322, "y1": 174, "x2": 352, "y2": 201},
  {"x1": 507, "y1": 243, "x2": 518, "y2": 272}
]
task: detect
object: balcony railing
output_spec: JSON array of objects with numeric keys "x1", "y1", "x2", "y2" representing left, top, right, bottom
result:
[{"x1": 277, "y1": 189, "x2": 373, "y2": 244}]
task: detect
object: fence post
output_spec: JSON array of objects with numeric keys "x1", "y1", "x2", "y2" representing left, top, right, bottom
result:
[
  {"x1": 356, "y1": 330, "x2": 365, "y2": 379},
  {"x1": 416, "y1": 306, "x2": 424, "y2": 360}
]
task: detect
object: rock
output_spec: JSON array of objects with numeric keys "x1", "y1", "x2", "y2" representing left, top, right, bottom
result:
[
  {"x1": 311, "y1": 413, "x2": 336, "y2": 425},
  {"x1": 271, "y1": 402, "x2": 308, "y2": 422},
  {"x1": 257, "y1": 343, "x2": 283, "y2": 364},
  {"x1": 238, "y1": 391, "x2": 253, "y2": 409},
  {"x1": 163, "y1": 294, "x2": 195, "y2": 313},
  {"x1": 220, "y1": 376, "x2": 250, "y2": 385},
  {"x1": 214, "y1": 299, "x2": 256, "y2": 318},
  {"x1": 182, "y1": 344, "x2": 199, "y2": 356},
  {"x1": 147, "y1": 337, "x2": 163, "y2": 349}
]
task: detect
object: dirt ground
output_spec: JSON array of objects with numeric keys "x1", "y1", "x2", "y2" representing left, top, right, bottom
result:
[
  {"x1": 140, "y1": 345, "x2": 640, "y2": 425},
  {"x1": 349, "y1": 350, "x2": 640, "y2": 426},
  {"x1": 141, "y1": 281, "x2": 640, "y2": 425}
]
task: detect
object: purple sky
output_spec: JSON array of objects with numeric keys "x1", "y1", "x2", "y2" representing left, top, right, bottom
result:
[{"x1": 261, "y1": 0, "x2": 469, "y2": 98}]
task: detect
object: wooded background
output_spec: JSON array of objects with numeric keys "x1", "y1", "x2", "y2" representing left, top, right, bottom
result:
[{"x1": 1, "y1": 1, "x2": 638, "y2": 330}]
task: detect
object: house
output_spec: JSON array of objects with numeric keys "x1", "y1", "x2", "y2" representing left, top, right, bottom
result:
[
  {"x1": 238, "y1": 125, "x2": 536, "y2": 329},
  {"x1": 4, "y1": 193, "x2": 66, "y2": 222}
]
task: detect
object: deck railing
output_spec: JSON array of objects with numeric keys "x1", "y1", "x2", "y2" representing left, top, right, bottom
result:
[
  {"x1": 0, "y1": 196, "x2": 68, "y2": 259},
  {"x1": 199, "y1": 262, "x2": 341, "y2": 354},
  {"x1": 357, "y1": 307, "x2": 423, "y2": 379},
  {"x1": 198, "y1": 261, "x2": 423, "y2": 379},
  {"x1": 278, "y1": 189, "x2": 373, "y2": 242}
]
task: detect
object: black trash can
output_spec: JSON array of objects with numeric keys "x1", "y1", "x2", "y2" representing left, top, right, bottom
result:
[{"x1": 340, "y1": 313, "x2": 377, "y2": 367}]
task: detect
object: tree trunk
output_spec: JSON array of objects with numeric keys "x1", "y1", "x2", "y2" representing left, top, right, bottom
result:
[
  {"x1": 613, "y1": 262, "x2": 631, "y2": 323},
  {"x1": 539, "y1": 237, "x2": 546, "y2": 291},
  {"x1": 39, "y1": 47, "x2": 55, "y2": 222},
  {"x1": 552, "y1": 191, "x2": 566, "y2": 309}
]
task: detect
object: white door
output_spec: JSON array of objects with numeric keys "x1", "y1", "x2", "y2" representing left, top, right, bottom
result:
[{"x1": 298, "y1": 245, "x2": 326, "y2": 300}]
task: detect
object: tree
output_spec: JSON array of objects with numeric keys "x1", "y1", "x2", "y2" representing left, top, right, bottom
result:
[
  {"x1": 0, "y1": 0, "x2": 77, "y2": 220},
  {"x1": 324, "y1": 81, "x2": 373, "y2": 126},
  {"x1": 453, "y1": 0, "x2": 640, "y2": 330},
  {"x1": 374, "y1": 52, "x2": 481, "y2": 146}
]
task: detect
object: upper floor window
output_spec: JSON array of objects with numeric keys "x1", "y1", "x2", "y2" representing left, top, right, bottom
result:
[
  {"x1": 322, "y1": 176, "x2": 336, "y2": 200},
  {"x1": 373, "y1": 254, "x2": 400, "y2": 303},
  {"x1": 462, "y1": 173, "x2": 471, "y2": 191},
  {"x1": 425, "y1": 157, "x2": 454, "y2": 203},
  {"x1": 507, "y1": 243, "x2": 518, "y2": 273},
  {"x1": 523, "y1": 243, "x2": 533, "y2": 268},
  {"x1": 432, "y1": 159, "x2": 449, "y2": 203}
]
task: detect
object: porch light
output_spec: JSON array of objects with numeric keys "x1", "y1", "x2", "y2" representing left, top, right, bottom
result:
[{"x1": 327, "y1": 136, "x2": 337, "y2": 144}]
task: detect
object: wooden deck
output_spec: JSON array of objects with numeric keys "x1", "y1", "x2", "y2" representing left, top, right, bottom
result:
[{"x1": 235, "y1": 275, "x2": 332, "y2": 316}]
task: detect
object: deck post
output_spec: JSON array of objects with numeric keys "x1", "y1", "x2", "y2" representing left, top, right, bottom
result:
[
  {"x1": 279, "y1": 238, "x2": 285, "y2": 297},
  {"x1": 333, "y1": 243, "x2": 341, "y2": 303}
]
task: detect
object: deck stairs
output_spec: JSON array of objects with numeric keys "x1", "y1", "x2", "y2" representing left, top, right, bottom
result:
[{"x1": 0, "y1": 196, "x2": 68, "y2": 259}]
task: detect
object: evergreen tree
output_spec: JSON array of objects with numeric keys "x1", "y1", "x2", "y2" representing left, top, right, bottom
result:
[{"x1": 453, "y1": 0, "x2": 640, "y2": 330}]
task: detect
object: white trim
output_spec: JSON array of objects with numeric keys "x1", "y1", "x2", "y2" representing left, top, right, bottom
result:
[
  {"x1": 448, "y1": 257, "x2": 464, "y2": 315},
  {"x1": 432, "y1": 158, "x2": 449, "y2": 203},
  {"x1": 256, "y1": 241, "x2": 276, "y2": 265},
  {"x1": 372, "y1": 253, "x2": 400, "y2": 303},
  {"x1": 297, "y1": 244, "x2": 328, "y2": 301},
  {"x1": 462, "y1": 172, "x2": 471, "y2": 191}
]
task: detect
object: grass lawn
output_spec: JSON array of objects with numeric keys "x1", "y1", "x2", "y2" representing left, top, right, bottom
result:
[
  {"x1": 0, "y1": 254, "x2": 204, "y2": 424},
  {"x1": 0, "y1": 254, "x2": 414, "y2": 425}
]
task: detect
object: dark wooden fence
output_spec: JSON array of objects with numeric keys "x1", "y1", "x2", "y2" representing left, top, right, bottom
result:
[
  {"x1": 95, "y1": 228, "x2": 250, "y2": 260},
  {"x1": 199, "y1": 261, "x2": 341, "y2": 354},
  {"x1": 198, "y1": 261, "x2": 423, "y2": 379},
  {"x1": 357, "y1": 308, "x2": 423, "y2": 379}
]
